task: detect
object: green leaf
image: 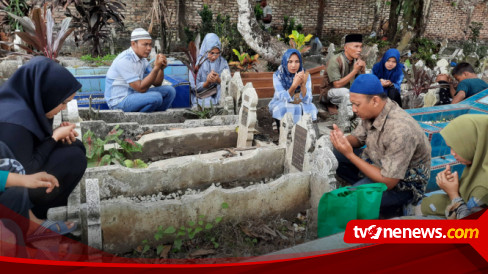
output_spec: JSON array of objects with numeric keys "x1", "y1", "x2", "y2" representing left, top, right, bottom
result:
[
  {"x1": 154, "y1": 231, "x2": 163, "y2": 240},
  {"x1": 133, "y1": 159, "x2": 148, "y2": 168},
  {"x1": 177, "y1": 230, "x2": 186, "y2": 237},
  {"x1": 194, "y1": 227, "x2": 203, "y2": 235},
  {"x1": 221, "y1": 202, "x2": 229, "y2": 209},
  {"x1": 198, "y1": 220, "x2": 204, "y2": 226},
  {"x1": 142, "y1": 239, "x2": 148, "y2": 244},
  {"x1": 205, "y1": 223, "x2": 213, "y2": 230},
  {"x1": 99, "y1": 154, "x2": 112, "y2": 166},
  {"x1": 164, "y1": 226, "x2": 176, "y2": 234},
  {"x1": 156, "y1": 244, "x2": 164, "y2": 255},
  {"x1": 124, "y1": 159, "x2": 134, "y2": 168},
  {"x1": 173, "y1": 238, "x2": 183, "y2": 251},
  {"x1": 198, "y1": 214, "x2": 205, "y2": 219},
  {"x1": 188, "y1": 221, "x2": 196, "y2": 227},
  {"x1": 215, "y1": 216, "x2": 223, "y2": 224},
  {"x1": 142, "y1": 244, "x2": 150, "y2": 254}
]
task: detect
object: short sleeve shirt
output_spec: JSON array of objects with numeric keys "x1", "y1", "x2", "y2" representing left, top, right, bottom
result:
[
  {"x1": 326, "y1": 53, "x2": 356, "y2": 89},
  {"x1": 104, "y1": 47, "x2": 152, "y2": 108},
  {"x1": 456, "y1": 78, "x2": 488, "y2": 98},
  {"x1": 351, "y1": 99, "x2": 432, "y2": 202}
]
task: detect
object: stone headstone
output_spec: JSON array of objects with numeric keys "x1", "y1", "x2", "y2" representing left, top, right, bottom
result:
[
  {"x1": 309, "y1": 37, "x2": 323, "y2": 56},
  {"x1": 362, "y1": 44, "x2": 379, "y2": 69},
  {"x1": 285, "y1": 114, "x2": 317, "y2": 173},
  {"x1": 337, "y1": 94, "x2": 353, "y2": 132},
  {"x1": 324, "y1": 43, "x2": 336, "y2": 65},
  {"x1": 435, "y1": 59, "x2": 450, "y2": 74},
  {"x1": 219, "y1": 69, "x2": 232, "y2": 106},
  {"x1": 230, "y1": 71, "x2": 244, "y2": 113},
  {"x1": 438, "y1": 38, "x2": 449, "y2": 55},
  {"x1": 223, "y1": 96, "x2": 235, "y2": 115},
  {"x1": 52, "y1": 113, "x2": 62, "y2": 129},
  {"x1": 279, "y1": 112, "x2": 295, "y2": 147},
  {"x1": 237, "y1": 83, "x2": 258, "y2": 148},
  {"x1": 465, "y1": 52, "x2": 479, "y2": 68},
  {"x1": 309, "y1": 135, "x2": 338, "y2": 226},
  {"x1": 80, "y1": 179, "x2": 102, "y2": 250}
]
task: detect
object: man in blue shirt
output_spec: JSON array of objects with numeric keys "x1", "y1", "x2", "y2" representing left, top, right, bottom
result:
[
  {"x1": 105, "y1": 28, "x2": 176, "y2": 112},
  {"x1": 449, "y1": 62, "x2": 488, "y2": 104}
]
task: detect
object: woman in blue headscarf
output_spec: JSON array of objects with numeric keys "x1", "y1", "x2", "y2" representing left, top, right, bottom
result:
[
  {"x1": 269, "y1": 49, "x2": 317, "y2": 128},
  {"x1": 0, "y1": 56, "x2": 87, "y2": 223},
  {"x1": 372, "y1": 48, "x2": 404, "y2": 107},
  {"x1": 190, "y1": 33, "x2": 230, "y2": 107}
]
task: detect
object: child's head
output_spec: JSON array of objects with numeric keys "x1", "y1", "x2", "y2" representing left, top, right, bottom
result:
[
  {"x1": 385, "y1": 57, "x2": 397, "y2": 71},
  {"x1": 451, "y1": 62, "x2": 475, "y2": 82}
]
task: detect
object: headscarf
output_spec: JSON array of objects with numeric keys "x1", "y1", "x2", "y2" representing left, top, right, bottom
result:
[
  {"x1": 372, "y1": 48, "x2": 404, "y2": 89},
  {"x1": 197, "y1": 33, "x2": 227, "y2": 74},
  {"x1": 0, "y1": 56, "x2": 81, "y2": 140},
  {"x1": 440, "y1": 114, "x2": 488, "y2": 202},
  {"x1": 274, "y1": 49, "x2": 304, "y2": 94}
]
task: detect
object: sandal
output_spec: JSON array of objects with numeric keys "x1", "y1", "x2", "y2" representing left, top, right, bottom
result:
[{"x1": 26, "y1": 220, "x2": 77, "y2": 243}]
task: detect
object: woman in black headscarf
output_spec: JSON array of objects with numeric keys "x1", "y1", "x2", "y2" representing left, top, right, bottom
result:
[{"x1": 0, "y1": 56, "x2": 87, "y2": 220}]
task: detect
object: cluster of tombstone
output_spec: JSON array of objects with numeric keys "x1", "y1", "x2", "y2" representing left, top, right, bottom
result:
[{"x1": 48, "y1": 71, "x2": 341, "y2": 253}]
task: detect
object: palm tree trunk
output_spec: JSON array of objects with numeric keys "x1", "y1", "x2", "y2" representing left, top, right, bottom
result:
[{"x1": 315, "y1": 0, "x2": 326, "y2": 39}]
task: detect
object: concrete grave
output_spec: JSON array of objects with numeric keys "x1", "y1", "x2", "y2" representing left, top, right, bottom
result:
[
  {"x1": 80, "y1": 179, "x2": 102, "y2": 250},
  {"x1": 285, "y1": 114, "x2": 317, "y2": 173},
  {"x1": 278, "y1": 112, "x2": 295, "y2": 147},
  {"x1": 223, "y1": 96, "x2": 235, "y2": 115},
  {"x1": 80, "y1": 115, "x2": 238, "y2": 140},
  {"x1": 78, "y1": 146, "x2": 284, "y2": 199},
  {"x1": 324, "y1": 43, "x2": 336, "y2": 65},
  {"x1": 136, "y1": 125, "x2": 238, "y2": 161},
  {"x1": 78, "y1": 108, "x2": 188, "y2": 124},
  {"x1": 218, "y1": 69, "x2": 232, "y2": 106},
  {"x1": 337, "y1": 94, "x2": 353, "y2": 132},
  {"x1": 48, "y1": 178, "x2": 102, "y2": 249},
  {"x1": 308, "y1": 135, "x2": 338, "y2": 227},
  {"x1": 230, "y1": 71, "x2": 244, "y2": 113},
  {"x1": 237, "y1": 83, "x2": 258, "y2": 148},
  {"x1": 362, "y1": 44, "x2": 379, "y2": 69}
]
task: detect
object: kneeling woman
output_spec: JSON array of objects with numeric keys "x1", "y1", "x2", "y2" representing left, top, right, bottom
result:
[
  {"x1": 372, "y1": 48, "x2": 404, "y2": 107},
  {"x1": 421, "y1": 114, "x2": 488, "y2": 219},
  {"x1": 269, "y1": 49, "x2": 318, "y2": 129},
  {"x1": 0, "y1": 57, "x2": 87, "y2": 220},
  {"x1": 190, "y1": 33, "x2": 230, "y2": 107}
]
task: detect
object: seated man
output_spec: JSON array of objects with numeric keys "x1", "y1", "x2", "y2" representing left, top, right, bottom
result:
[
  {"x1": 449, "y1": 62, "x2": 488, "y2": 104},
  {"x1": 321, "y1": 33, "x2": 365, "y2": 113},
  {"x1": 105, "y1": 28, "x2": 176, "y2": 112},
  {"x1": 331, "y1": 74, "x2": 431, "y2": 218}
]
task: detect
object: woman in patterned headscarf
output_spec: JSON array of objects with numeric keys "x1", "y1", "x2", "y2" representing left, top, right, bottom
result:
[
  {"x1": 268, "y1": 49, "x2": 317, "y2": 128},
  {"x1": 190, "y1": 33, "x2": 230, "y2": 107},
  {"x1": 421, "y1": 114, "x2": 488, "y2": 219}
]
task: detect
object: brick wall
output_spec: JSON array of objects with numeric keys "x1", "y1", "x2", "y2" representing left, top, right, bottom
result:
[
  {"x1": 5, "y1": 0, "x2": 488, "y2": 55},
  {"x1": 423, "y1": 1, "x2": 488, "y2": 41}
]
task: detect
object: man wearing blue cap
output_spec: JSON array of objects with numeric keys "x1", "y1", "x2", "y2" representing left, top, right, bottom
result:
[
  {"x1": 105, "y1": 28, "x2": 176, "y2": 112},
  {"x1": 330, "y1": 74, "x2": 431, "y2": 217}
]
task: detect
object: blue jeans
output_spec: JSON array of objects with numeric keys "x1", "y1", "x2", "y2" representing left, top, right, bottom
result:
[
  {"x1": 115, "y1": 85, "x2": 176, "y2": 112},
  {"x1": 333, "y1": 148, "x2": 413, "y2": 218}
]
